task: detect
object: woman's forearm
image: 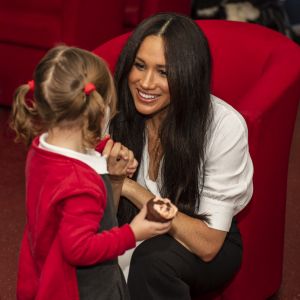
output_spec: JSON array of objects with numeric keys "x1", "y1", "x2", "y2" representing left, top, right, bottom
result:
[
  {"x1": 122, "y1": 178, "x2": 227, "y2": 261},
  {"x1": 169, "y1": 211, "x2": 227, "y2": 261},
  {"x1": 109, "y1": 176, "x2": 125, "y2": 210},
  {"x1": 121, "y1": 178, "x2": 154, "y2": 209}
]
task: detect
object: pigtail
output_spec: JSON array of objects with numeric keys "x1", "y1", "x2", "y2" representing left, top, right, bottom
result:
[
  {"x1": 82, "y1": 90, "x2": 106, "y2": 149},
  {"x1": 105, "y1": 70, "x2": 118, "y2": 121},
  {"x1": 82, "y1": 65, "x2": 118, "y2": 149},
  {"x1": 9, "y1": 46, "x2": 117, "y2": 150},
  {"x1": 10, "y1": 84, "x2": 40, "y2": 147}
]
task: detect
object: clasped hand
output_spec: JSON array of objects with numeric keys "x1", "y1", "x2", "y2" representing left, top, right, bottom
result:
[{"x1": 101, "y1": 138, "x2": 138, "y2": 179}]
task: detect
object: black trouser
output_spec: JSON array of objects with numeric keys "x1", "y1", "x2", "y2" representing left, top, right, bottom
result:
[{"x1": 128, "y1": 219, "x2": 242, "y2": 300}]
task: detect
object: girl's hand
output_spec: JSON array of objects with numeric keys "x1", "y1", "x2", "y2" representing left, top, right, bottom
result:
[
  {"x1": 101, "y1": 136, "x2": 138, "y2": 178},
  {"x1": 129, "y1": 205, "x2": 172, "y2": 241},
  {"x1": 102, "y1": 139, "x2": 137, "y2": 178}
]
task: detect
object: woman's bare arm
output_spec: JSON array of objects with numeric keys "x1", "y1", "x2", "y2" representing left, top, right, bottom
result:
[{"x1": 122, "y1": 178, "x2": 227, "y2": 261}]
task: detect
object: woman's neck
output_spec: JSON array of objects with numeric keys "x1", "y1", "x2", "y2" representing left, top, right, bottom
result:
[
  {"x1": 146, "y1": 112, "x2": 167, "y2": 181},
  {"x1": 46, "y1": 127, "x2": 86, "y2": 153},
  {"x1": 146, "y1": 108, "x2": 168, "y2": 136}
]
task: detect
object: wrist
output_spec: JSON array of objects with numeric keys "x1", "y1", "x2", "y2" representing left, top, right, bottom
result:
[
  {"x1": 168, "y1": 211, "x2": 180, "y2": 237},
  {"x1": 121, "y1": 177, "x2": 135, "y2": 198},
  {"x1": 109, "y1": 174, "x2": 125, "y2": 184}
]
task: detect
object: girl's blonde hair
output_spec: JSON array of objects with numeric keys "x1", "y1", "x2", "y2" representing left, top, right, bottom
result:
[{"x1": 10, "y1": 45, "x2": 117, "y2": 148}]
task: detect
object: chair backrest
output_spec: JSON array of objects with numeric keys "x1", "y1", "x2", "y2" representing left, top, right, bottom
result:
[
  {"x1": 0, "y1": 0, "x2": 125, "y2": 50},
  {"x1": 0, "y1": 0, "x2": 126, "y2": 106},
  {"x1": 123, "y1": 0, "x2": 190, "y2": 29},
  {"x1": 93, "y1": 20, "x2": 300, "y2": 300}
]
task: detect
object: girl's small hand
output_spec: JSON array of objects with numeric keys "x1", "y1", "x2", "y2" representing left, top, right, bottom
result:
[
  {"x1": 102, "y1": 139, "x2": 136, "y2": 178},
  {"x1": 105, "y1": 141, "x2": 128, "y2": 177},
  {"x1": 129, "y1": 205, "x2": 172, "y2": 241},
  {"x1": 101, "y1": 138, "x2": 138, "y2": 178}
]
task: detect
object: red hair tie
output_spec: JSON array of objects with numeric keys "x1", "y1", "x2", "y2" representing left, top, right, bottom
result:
[
  {"x1": 27, "y1": 80, "x2": 35, "y2": 92},
  {"x1": 84, "y1": 83, "x2": 96, "y2": 95}
]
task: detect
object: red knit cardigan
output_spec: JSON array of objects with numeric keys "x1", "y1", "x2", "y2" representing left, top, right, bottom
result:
[{"x1": 17, "y1": 137, "x2": 136, "y2": 300}]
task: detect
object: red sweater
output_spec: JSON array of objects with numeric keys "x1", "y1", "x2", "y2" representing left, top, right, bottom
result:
[{"x1": 17, "y1": 137, "x2": 136, "y2": 300}]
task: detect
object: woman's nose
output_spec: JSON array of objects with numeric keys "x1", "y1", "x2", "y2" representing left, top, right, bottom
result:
[{"x1": 140, "y1": 71, "x2": 155, "y2": 89}]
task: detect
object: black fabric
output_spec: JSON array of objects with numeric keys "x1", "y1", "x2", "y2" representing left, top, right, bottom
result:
[
  {"x1": 76, "y1": 174, "x2": 130, "y2": 300},
  {"x1": 254, "y1": 1, "x2": 292, "y2": 36},
  {"x1": 128, "y1": 218, "x2": 242, "y2": 300},
  {"x1": 117, "y1": 198, "x2": 139, "y2": 226}
]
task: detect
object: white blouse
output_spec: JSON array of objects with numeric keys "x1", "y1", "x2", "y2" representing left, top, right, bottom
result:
[{"x1": 137, "y1": 95, "x2": 253, "y2": 232}]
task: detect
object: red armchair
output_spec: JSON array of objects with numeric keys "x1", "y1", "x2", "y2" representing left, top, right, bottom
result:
[
  {"x1": 93, "y1": 20, "x2": 300, "y2": 299},
  {"x1": 0, "y1": 0, "x2": 125, "y2": 106}
]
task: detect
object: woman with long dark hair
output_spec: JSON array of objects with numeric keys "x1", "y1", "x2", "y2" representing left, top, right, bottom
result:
[{"x1": 110, "y1": 13, "x2": 253, "y2": 299}]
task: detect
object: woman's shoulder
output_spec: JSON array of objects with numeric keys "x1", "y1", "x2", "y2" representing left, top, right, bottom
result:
[
  {"x1": 206, "y1": 95, "x2": 250, "y2": 155},
  {"x1": 211, "y1": 95, "x2": 247, "y2": 127},
  {"x1": 210, "y1": 95, "x2": 248, "y2": 135}
]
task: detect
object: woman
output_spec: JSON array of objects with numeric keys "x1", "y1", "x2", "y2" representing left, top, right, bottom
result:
[{"x1": 110, "y1": 13, "x2": 253, "y2": 299}]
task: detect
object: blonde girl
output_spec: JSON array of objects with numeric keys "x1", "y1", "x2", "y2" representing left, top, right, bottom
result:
[{"x1": 11, "y1": 45, "x2": 171, "y2": 300}]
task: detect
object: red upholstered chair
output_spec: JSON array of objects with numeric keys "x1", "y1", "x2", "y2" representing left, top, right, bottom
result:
[
  {"x1": 123, "y1": 0, "x2": 191, "y2": 31},
  {"x1": 0, "y1": 0, "x2": 125, "y2": 106},
  {"x1": 94, "y1": 20, "x2": 300, "y2": 300}
]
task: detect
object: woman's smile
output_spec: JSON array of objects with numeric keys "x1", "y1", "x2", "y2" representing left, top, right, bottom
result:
[
  {"x1": 128, "y1": 35, "x2": 170, "y2": 116},
  {"x1": 137, "y1": 89, "x2": 161, "y2": 102}
]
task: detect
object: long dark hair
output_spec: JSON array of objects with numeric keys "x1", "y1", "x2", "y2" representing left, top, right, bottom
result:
[{"x1": 110, "y1": 13, "x2": 213, "y2": 223}]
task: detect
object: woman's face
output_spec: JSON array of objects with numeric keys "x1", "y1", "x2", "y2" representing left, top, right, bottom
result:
[{"x1": 128, "y1": 35, "x2": 170, "y2": 116}]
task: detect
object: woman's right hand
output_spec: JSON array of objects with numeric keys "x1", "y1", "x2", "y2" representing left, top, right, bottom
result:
[{"x1": 129, "y1": 205, "x2": 172, "y2": 241}]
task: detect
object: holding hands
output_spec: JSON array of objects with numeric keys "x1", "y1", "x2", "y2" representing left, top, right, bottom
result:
[
  {"x1": 98, "y1": 136, "x2": 173, "y2": 240},
  {"x1": 99, "y1": 136, "x2": 138, "y2": 179},
  {"x1": 130, "y1": 204, "x2": 172, "y2": 241}
]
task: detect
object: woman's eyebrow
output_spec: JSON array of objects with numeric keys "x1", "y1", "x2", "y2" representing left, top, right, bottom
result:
[
  {"x1": 135, "y1": 56, "x2": 144, "y2": 63},
  {"x1": 135, "y1": 56, "x2": 166, "y2": 68}
]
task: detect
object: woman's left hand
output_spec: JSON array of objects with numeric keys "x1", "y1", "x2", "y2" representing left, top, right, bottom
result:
[{"x1": 126, "y1": 156, "x2": 138, "y2": 178}]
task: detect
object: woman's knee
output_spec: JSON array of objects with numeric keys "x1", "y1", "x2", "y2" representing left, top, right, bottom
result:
[
  {"x1": 130, "y1": 237, "x2": 175, "y2": 277},
  {"x1": 129, "y1": 235, "x2": 197, "y2": 284},
  {"x1": 131, "y1": 235, "x2": 173, "y2": 262}
]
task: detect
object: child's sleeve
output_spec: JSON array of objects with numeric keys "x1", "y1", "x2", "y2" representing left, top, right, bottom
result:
[{"x1": 58, "y1": 186, "x2": 136, "y2": 266}]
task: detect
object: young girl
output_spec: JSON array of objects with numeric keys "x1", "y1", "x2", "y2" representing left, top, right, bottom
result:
[{"x1": 10, "y1": 45, "x2": 172, "y2": 300}]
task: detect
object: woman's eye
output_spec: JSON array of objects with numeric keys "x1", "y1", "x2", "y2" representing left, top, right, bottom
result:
[
  {"x1": 159, "y1": 69, "x2": 168, "y2": 77},
  {"x1": 133, "y1": 62, "x2": 144, "y2": 70}
]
